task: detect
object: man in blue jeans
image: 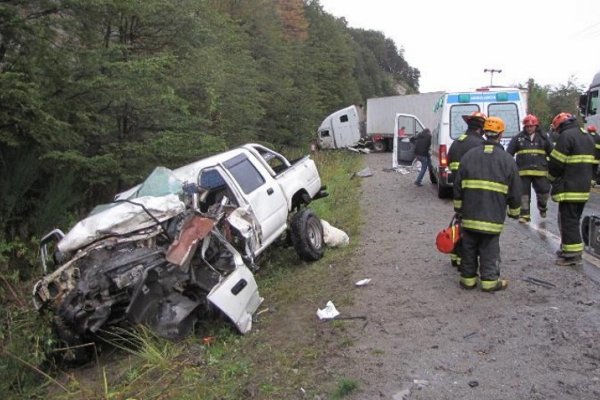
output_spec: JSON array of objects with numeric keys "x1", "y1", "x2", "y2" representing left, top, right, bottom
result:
[{"x1": 410, "y1": 128, "x2": 433, "y2": 186}]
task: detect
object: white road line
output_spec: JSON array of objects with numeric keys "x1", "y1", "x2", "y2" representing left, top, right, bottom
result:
[{"x1": 527, "y1": 222, "x2": 600, "y2": 268}]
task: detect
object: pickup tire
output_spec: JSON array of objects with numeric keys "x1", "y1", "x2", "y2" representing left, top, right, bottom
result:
[{"x1": 290, "y1": 209, "x2": 324, "y2": 261}]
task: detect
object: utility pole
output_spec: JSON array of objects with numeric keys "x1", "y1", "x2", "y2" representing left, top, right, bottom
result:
[{"x1": 484, "y1": 68, "x2": 502, "y2": 86}]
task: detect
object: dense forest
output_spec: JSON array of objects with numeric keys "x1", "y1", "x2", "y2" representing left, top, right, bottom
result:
[
  {"x1": 0, "y1": 0, "x2": 582, "y2": 271},
  {"x1": 0, "y1": 0, "x2": 419, "y2": 267}
]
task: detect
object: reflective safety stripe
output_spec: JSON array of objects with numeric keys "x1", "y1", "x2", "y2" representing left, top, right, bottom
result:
[
  {"x1": 550, "y1": 149, "x2": 597, "y2": 164},
  {"x1": 462, "y1": 179, "x2": 508, "y2": 194},
  {"x1": 458, "y1": 134, "x2": 467, "y2": 141},
  {"x1": 460, "y1": 276, "x2": 477, "y2": 287},
  {"x1": 519, "y1": 170, "x2": 548, "y2": 177},
  {"x1": 480, "y1": 280, "x2": 499, "y2": 290},
  {"x1": 450, "y1": 254, "x2": 461, "y2": 261},
  {"x1": 516, "y1": 149, "x2": 546, "y2": 156},
  {"x1": 449, "y1": 162, "x2": 460, "y2": 171},
  {"x1": 565, "y1": 155, "x2": 597, "y2": 164},
  {"x1": 484, "y1": 145, "x2": 494, "y2": 153},
  {"x1": 462, "y1": 219, "x2": 504, "y2": 234},
  {"x1": 508, "y1": 207, "x2": 520, "y2": 217},
  {"x1": 595, "y1": 144, "x2": 600, "y2": 150},
  {"x1": 453, "y1": 199, "x2": 462, "y2": 209},
  {"x1": 550, "y1": 149, "x2": 567, "y2": 163},
  {"x1": 562, "y1": 243, "x2": 584, "y2": 252},
  {"x1": 551, "y1": 192, "x2": 590, "y2": 202}
]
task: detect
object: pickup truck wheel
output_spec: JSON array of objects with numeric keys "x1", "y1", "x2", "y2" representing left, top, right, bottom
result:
[{"x1": 291, "y1": 209, "x2": 324, "y2": 261}]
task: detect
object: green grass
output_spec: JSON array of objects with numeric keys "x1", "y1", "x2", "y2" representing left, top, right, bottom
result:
[
  {"x1": 331, "y1": 377, "x2": 360, "y2": 399},
  {"x1": 0, "y1": 149, "x2": 366, "y2": 400}
]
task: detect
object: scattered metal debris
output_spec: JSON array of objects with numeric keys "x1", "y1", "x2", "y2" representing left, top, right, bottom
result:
[{"x1": 521, "y1": 276, "x2": 556, "y2": 289}]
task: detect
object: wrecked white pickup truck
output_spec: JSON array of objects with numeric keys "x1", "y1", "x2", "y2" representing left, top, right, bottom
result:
[{"x1": 34, "y1": 143, "x2": 328, "y2": 361}]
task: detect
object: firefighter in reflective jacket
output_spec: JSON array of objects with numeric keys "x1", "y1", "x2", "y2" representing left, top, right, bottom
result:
[
  {"x1": 453, "y1": 116, "x2": 521, "y2": 292},
  {"x1": 506, "y1": 114, "x2": 553, "y2": 223},
  {"x1": 549, "y1": 112, "x2": 598, "y2": 266},
  {"x1": 446, "y1": 111, "x2": 487, "y2": 268}
]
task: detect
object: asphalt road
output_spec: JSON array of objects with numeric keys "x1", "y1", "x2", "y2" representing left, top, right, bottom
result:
[
  {"x1": 523, "y1": 187, "x2": 600, "y2": 283},
  {"x1": 326, "y1": 152, "x2": 600, "y2": 400}
]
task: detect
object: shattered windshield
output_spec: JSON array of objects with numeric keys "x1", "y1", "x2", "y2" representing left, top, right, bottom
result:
[{"x1": 91, "y1": 167, "x2": 183, "y2": 216}]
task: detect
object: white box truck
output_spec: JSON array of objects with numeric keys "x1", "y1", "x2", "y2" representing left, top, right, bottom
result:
[
  {"x1": 366, "y1": 92, "x2": 445, "y2": 152},
  {"x1": 431, "y1": 87, "x2": 528, "y2": 198},
  {"x1": 579, "y1": 70, "x2": 600, "y2": 131}
]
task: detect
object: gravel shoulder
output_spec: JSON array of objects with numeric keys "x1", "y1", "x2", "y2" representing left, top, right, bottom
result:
[{"x1": 326, "y1": 152, "x2": 600, "y2": 400}]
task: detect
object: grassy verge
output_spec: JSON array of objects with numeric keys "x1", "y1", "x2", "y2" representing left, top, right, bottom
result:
[{"x1": 0, "y1": 149, "x2": 365, "y2": 400}]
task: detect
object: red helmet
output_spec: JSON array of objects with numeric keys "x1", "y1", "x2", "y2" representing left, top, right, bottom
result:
[
  {"x1": 551, "y1": 112, "x2": 573, "y2": 130},
  {"x1": 523, "y1": 114, "x2": 539, "y2": 127},
  {"x1": 436, "y1": 222, "x2": 461, "y2": 253},
  {"x1": 588, "y1": 125, "x2": 598, "y2": 133}
]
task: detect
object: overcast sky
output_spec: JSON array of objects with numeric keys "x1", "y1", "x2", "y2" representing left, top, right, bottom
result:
[{"x1": 319, "y1": 0, "x2": 600, "y2": 93}]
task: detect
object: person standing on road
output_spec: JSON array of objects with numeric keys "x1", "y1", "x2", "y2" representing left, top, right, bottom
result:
[
  {"x1": 446, "y1": 111, "x2": 487, "y2": 268},
  {"x1": 453, "y1": 117, "x2": 521, "y2": 292},
  {"x1": 410, "y1": 128, "x2": 433, "y2": 186},
  {"x1": 506, "y1": 114, "x2": 553, "y2": 223},
  {"x1": 549, "y1": 112, "x2": 598, "y2": 266}
]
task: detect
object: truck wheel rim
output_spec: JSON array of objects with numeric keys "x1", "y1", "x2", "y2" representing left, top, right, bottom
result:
[{"x1": 308, "y1": 219, "x2": 323, "y2": 248}]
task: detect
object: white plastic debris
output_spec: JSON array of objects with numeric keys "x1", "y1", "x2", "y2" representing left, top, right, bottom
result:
[
  {"x1": 413, "y1": 379, "x2": 429, "y2": 388},
  {"x1": 394, "y1": 167, "x2": 411, "y2": 174},
  {"x1": 316, "y1": 300, "x2": 340, "y2": 320},
  {"x1": 355, "y1": 278, "x2": 371, "y2": 287},
  {"x1": 321, "y1": 220, "x2": 350, "y2": 247},
  {"x1": 356, "y1": 167, "x2": 373, "y2": 177}
]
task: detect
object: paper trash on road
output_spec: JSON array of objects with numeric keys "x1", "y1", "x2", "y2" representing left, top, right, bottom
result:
[
  {"x1": 317, "y1": 300, "x2": 340, "y2": 320},
  {"x1": 355, "y1": 278, "x2": 371, "y2": 287}
]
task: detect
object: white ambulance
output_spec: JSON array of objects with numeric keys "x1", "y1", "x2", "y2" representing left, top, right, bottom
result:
[{"x1": 430, "y1": 87, "x2": 528, "y2": 198}]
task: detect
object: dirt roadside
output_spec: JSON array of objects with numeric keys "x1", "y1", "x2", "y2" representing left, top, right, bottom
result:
[{"x1": 325, "y1": 152, "x2": 600, "y2": 399}]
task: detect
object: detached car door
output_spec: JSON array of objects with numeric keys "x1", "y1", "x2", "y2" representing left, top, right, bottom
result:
[{"x1": 222, "y1": 153, "x2": 288, "y2": 246}]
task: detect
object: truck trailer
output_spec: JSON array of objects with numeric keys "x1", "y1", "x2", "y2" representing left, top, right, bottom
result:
[{"x1": 366, "y1": 92, "x2": 445, "y2": 152}]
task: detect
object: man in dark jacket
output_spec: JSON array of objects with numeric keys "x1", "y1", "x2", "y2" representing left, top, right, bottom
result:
[
  {"x1": 506, "y1": 114, "x2": 553, "y2": 223},
  {"x1": 454, "y1": 116, "x2": 521, "y2": 292},
  {"x1": 446, "y1": 111, "x2": 486, "y2": 267},
  {"x1": 549, "y1": 112, "x2": 598, "y2": 266},
  {"x1": 410, "y1": 128, "x2": 432, "y2": 186}
]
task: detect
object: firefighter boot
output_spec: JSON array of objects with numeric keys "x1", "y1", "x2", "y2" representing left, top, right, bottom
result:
[
  {"x1": 480, "y1": 279, "x2": 508, "y2": 292},
  {"x1": 555, "y1": 254, "x2": 583, "y2": 266},
  {"x1": 459, "y1": 276, "x2": 477, "y2": 290}
]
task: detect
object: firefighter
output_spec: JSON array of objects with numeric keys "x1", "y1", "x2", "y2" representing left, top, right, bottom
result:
[
  {"x1": 506, "y1": 114, "x2": 553, "y2": 223},
  {"x1": 549, "y1": 113, "x2": 598, "y2": 266},
  {"x1": 446, "y1": 111, "x2": 487, "y2": 268},
  {"x1": 453, "y1": 116, "x2": 521, "y2": 291}
]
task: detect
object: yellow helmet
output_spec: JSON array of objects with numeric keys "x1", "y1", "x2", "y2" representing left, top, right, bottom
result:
[{"x1": 483, "y1": 116, "x2": 505, "y2": 136}]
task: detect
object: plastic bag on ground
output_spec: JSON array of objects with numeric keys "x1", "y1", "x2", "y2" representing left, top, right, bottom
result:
[{"x1": 321, "y1": 219, "x2": 350, "y2": 247}]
